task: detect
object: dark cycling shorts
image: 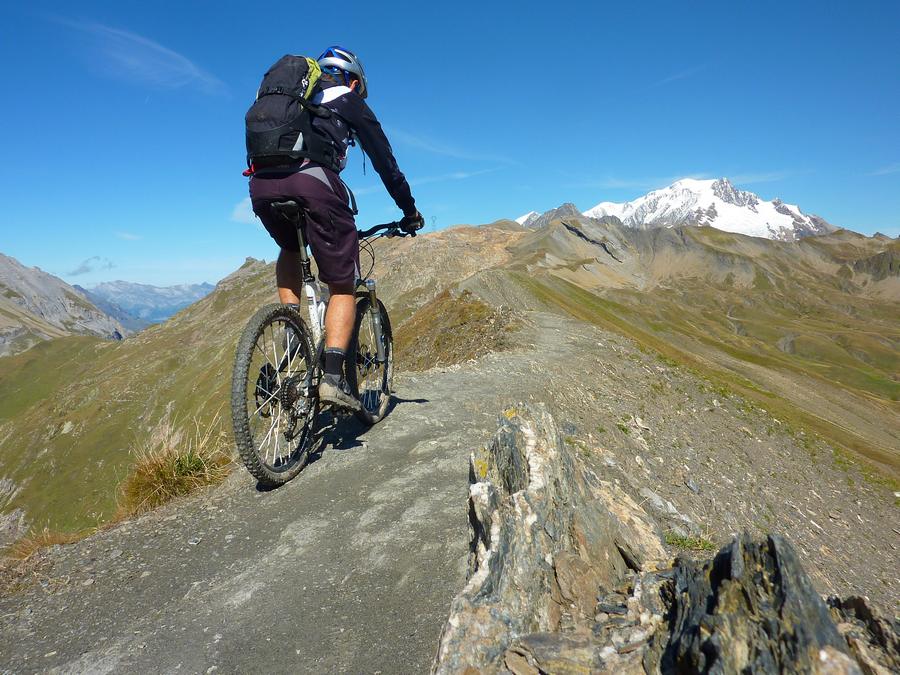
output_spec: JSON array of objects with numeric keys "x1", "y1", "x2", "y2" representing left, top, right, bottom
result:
[{"x1": 250, "y1": 166, "x2": 360, "y2": 286}]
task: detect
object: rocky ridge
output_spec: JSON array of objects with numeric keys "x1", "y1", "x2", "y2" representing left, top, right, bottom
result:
[
  {"x1": 1, "y1": 309, "x2": 897, "y2": 672},
  {"x1": 434, "y1": 405, "x2": 899, "y2": 674}
]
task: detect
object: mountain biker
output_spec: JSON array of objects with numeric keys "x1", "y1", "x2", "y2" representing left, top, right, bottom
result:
[{"x1": 248, "y1": 46, "x2": 424, "y2": 412}]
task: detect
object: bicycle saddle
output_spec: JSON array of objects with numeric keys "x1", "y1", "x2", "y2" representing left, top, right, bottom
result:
[{"x1": 271, "y1": 200, "x2": 303, "y2": 221}]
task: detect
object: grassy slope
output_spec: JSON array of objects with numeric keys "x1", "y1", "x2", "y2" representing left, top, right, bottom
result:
[
  {"x1": 2, "y1": 222, "x2": 895, "y2": 531},
  {"x1": 393, "y1": 290, "x2": 517, "y2": 371},
  {"x1": 504, "y1": 225, "x2": 899, "y2": 475},
  {"x1": 0, "y1": 260, "x2": 275, "y2": 531}
]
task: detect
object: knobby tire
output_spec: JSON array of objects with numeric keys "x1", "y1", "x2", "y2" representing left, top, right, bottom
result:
[
  {"x1": 347, "y1": 297, "x2": 393, "y2": 424},
  {"x1": 231, "y1": 303, "x2": 318, "y2": 486}
]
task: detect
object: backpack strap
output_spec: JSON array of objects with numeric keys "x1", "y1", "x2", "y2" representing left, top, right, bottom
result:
[{"x1": 257, "y1": 89, "x2": 332, "y2": 119}]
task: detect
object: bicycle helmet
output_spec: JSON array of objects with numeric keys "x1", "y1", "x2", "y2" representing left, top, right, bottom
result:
[{"x1": 317, "y1": 46, "x2": 368, "y2": 99}]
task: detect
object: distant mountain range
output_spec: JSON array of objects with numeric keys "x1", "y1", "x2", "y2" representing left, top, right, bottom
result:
[
  {"x1": 76, "y1": 281, "x2": 215, "y2": 324},
  {"x1": 0, "y1": 252, "x2": 216, "y2": 357},
  {"x1": 518, "y1": 178, "x2": 838, "y2": 241},
  {"x1": 0, "y1": 253, "x2": 124, "y2": 356}
]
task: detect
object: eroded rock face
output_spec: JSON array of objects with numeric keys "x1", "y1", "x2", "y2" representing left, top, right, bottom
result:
[
  {"x1": 661, "y1": 534, "x2": 858, "y2": 673},
  {"x1": 433, "y1": 403, "x2": 668, "y2": 673},
  {"x1": 433, "y1": 405, "x2": 899, "y2": 674}
]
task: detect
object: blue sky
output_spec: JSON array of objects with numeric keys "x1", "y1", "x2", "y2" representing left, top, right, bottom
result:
[{"x1": 1, "y1": 0, "x2": 898, "y2": 285}]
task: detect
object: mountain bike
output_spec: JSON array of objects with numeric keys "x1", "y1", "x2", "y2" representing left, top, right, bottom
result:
[{"x1": 230, "y1": 200, "x2": 413, "y2": 486}]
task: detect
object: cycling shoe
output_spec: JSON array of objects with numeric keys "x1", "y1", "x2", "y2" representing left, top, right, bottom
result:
[{"x1": 319, "y1": 376, "x2": 361, "y2": 413}]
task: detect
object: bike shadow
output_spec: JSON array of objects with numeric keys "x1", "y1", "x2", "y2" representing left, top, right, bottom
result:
[
  {"x1": 253, "y1": 394, "x2": 429, "y2": 492},
  {"x1": 321, "y1": 393, "x2": 430, "y2": 452}
]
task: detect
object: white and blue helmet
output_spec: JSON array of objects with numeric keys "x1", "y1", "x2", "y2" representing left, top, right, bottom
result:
[{"x1": 317, "y1": 46, "x2": 368, "y2": 99}]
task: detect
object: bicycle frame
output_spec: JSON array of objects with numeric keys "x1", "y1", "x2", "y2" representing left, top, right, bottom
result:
[{"x1": 291, "y1": 214, "x2": 385, "y2": 368}]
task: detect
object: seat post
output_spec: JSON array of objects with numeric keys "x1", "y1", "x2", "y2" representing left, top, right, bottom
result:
[{"x1": 294, "y1": 221, "x2": 315, "y2": 283}]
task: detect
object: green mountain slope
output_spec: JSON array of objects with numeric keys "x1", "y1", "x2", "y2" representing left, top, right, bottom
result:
[
  {"x1": 0, "y1": 260, "x2": 274, "y2": 531},
  {"x1": 468, "y1": 222, "x2": 899, "y2": 470}
]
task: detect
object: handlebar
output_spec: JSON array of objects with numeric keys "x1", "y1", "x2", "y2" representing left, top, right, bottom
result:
[{"x1": 357, "y1": 221, "x2": 417, "y2": 239}]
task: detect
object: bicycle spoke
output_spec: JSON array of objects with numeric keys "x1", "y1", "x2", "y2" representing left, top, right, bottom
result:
[
  {"x1": 257, "y1": 415, "x2": 278, "y2": 461},
  {"x1": 251, "y1": 389, "x2": 279, "y2": 418},
  {"x1": 273, "y1": 409, "x2": 281, "y2": 465},
  {"x1": 269, "y1": 326, "x2": 282, "y2": 387},
  {"x1": 285, "y1": 330, "x2": 296, "y2": 376}
]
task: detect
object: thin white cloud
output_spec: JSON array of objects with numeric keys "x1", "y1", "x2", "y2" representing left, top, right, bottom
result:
[
  {"x1": 231, "y1": 197, "x2": 258, "y2": 224},
  {"x1": 114, "y1": 231, "x2": 142, "y2": 241},
  {"x1": 386, "y1": 128, "x2": 515, "y2": 165},
  {"x1": 411, "y1": 167, "x2": 500, "y2": 187},
  {"x1": 868, "y1": 163, "x2": 900, "y2": 176},
  {"x1": 55, "y1": 17, "x2": 225, "y2": 94},
  {"x1": 68, "y1": 256, "x2": 115, "y2": 276},
  {"x1": 649, "y1": 65, "x2": 706, "y2": 88},
  {"x1": 354, "y1": 167, "x2": 500, "y2": 196}
]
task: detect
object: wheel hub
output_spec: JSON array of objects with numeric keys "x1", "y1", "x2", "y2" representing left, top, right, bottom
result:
[{"x1": 279, "y1": 375, "x2": 310, "y2": 440}]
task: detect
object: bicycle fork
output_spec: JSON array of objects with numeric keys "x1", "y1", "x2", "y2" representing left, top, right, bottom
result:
[{"x1": 365, "y1": 279, "x2": 387, "y2": 363}]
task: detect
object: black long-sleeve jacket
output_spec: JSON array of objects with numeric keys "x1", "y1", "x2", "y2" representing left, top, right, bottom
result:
[{"x1": 311, "y1": 80, "x2": 416, "y2": 216}]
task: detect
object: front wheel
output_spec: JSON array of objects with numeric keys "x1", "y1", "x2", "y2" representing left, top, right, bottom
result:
[
  {"x1": 347, "y1": 297, "x2": 393, "y2": 424},
  {"x1": 231, "y1": 303, "x2": 319, "y2": 486}
]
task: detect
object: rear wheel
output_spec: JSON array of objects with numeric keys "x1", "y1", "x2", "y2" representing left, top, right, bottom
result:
[
  {"x1": 231, "y1": 304, "x2": 319, "y2": 486},
  {"x1": 347, "y1": 297, "x2": 393, "y2": 424}
]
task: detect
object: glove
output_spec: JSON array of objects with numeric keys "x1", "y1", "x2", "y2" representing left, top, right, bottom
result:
[{"x1": 399, "y1": 210, "x2": 425, "y2": 236}]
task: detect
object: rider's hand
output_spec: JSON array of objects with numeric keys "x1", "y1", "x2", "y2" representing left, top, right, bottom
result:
[{"x1": 400, "y1": 210, "x2": 425, "y2": 236}]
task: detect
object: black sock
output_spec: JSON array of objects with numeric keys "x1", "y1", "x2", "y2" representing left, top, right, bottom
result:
[{"x1": 324, "y1": 348, "x2": 345, "y2": 381}]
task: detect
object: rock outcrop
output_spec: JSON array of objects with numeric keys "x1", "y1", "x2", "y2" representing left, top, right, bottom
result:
[{"x1": 433, "y1": 405, "x2": 899, "y2": 674}]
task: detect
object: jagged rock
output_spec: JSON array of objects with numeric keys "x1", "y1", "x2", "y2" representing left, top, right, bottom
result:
[
  {"x1": 659, "y1": 534, "x2": 859, "y2": 673},
  {"x1": 433, "y1": 404, "x2": 667, "y2": 673},
  {"x1": 829, "y1": 596, "x2": 900, "y2": 675},
  {"x1": 0, "y1": 508, "x2": 27, "y2": 549},
  {"x1": 433, "y1": 407, "x2": 899, "y2": 675}
]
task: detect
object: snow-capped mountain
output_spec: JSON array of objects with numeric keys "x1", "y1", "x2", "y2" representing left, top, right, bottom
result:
[
  {"x1": 515, "y1": 211, "x2": 540, "y2": 227},
  {"x1": 583, "y1": 178, "x2": 836, "y2": 241}
]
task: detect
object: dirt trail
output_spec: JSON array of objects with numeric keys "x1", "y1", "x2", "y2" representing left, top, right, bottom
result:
[
  {"x1": 2, "y1": 310, "x2": 897, "y2": 673},
  {"x1": 0, "y1": 313, "x2": 579, "y2": 673}
]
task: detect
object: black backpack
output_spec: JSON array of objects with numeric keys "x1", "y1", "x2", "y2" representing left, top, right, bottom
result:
[{"x1": 245, "y1": 55, "x2": 341, "y2": 171}]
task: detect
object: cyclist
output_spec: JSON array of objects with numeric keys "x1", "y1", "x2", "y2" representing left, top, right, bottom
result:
[{"x1": 248, "y1": 46, "x2": 424, "y2": 412}]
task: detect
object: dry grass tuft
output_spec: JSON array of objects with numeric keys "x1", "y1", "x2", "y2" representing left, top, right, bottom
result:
[
  {"x1": 5, "y1": 528, "x2": 84, "y2": 561},
  {"x1": 1, "y1": 412, "x2": 232, "y2": 585},
  {"x1": 117, "y1": 411, "x2": 232, "y2": 517},
  {"x1": 1, "y1": 528, "x2": 83, "y2": 595}
]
